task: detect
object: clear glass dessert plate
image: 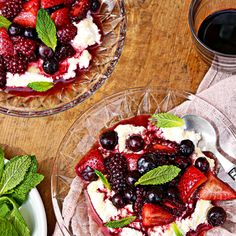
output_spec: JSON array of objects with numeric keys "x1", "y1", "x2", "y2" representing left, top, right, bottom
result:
[
  {"x1": 51, "y1": 88, "x2": 236, "y2": 235},
  {"x1": 0, "y1": 0, "x2": 126, "y2": 117}
]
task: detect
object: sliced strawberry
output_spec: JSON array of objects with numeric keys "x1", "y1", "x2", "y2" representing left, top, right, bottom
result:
[
  {"x1": 153, "y1": 138, "x2": 179, "y2": 155},
  {"x1": 0, "y1": 28, "x2": 15, "y2": 56},
  {"x1": 142, "y1": 203, "x2": 175, "y2": 227},
  {"x1": 178, "y1": 166, "x2": 207, "y2": 203},
  {"x1": 14, "y1": 0, "x2": 39, "y2": 28},
  {"x1": 123, "y1": 153, "x2": 141, "y2": 171},
  {"x1": 70, "y1": 0, "x2": 90, "y2": 19},
  {"x1": 75, "y1": 148, "x2": 105, "y2": 177},
  {"x1": 199, "y1": 172, "x2": 236, "y2": 201},
  {"x1": 41, "y1": 0, "x2": 64, "y2": 9},
  {"x1": 51, "y1": 8, "x2": 70, "y2": 27}
]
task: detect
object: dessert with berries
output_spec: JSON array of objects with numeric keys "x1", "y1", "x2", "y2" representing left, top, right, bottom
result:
[
  {"x1": 0, "y1": 0, "x2": 102, "y2": 95},
  {"x1": 75, "y1": 113, "x2": 236, "y2": 236}
]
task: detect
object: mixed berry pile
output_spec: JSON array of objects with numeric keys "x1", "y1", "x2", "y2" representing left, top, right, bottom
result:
[
  {"x1": 75, "y1": 115, "x2": 236, "y2": 235},
  {"x1": 0, "y1": 0, "x2": 101, "y2": 89}
]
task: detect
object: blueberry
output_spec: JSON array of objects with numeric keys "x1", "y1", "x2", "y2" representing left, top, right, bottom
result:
[
  {"x1": 24, "y1": 28, "x2": 37, "y2": 39},
  {"x1": 100, "y1": 131, "x2": 118, "y2": 150},
  {"x1": 124, "y1": 188, "x2": 136, "y2": 203},
  {"x1": 90, "y1": 0, "x2": 101, "y2": 12},
  {"x1": 137, "y1": 153, "x2": 157, "y2": 174},
  {"x1": 166, "y1": 187, "x2": 179, "y2": 200},
  {"x1": 8, "y1": 23, "x2": 23, "y2": 36},
  {"x1": 207, "y1": 206, "x2": 227, "y2": 226},
  {"x1": 194, "y1": 157, "x2": 210, "y2": 173},
  {"x1": 126, "y1": 171, "x2": 141, "y2": 186},
  {"x1": 39, "y1": 45, "x2": 54, "y2": 59},
  {"x1": 43, "y1": 58, "x2": 59, "y2": 74},
  {"x1": 112, "y1": 193, "x2": 127, "y2": 209},
  {"x1": 81, "y1": 166, "x2": 98, "y2": 182},
  {"x1": 126, "y1": 135, "x2": 145, "y2": 152},
  {"x1": 180, "y1": 140, "x2": 195, "y2": 156},
  {"x1": 146, "y1": 187, "x2": 163, "y2": 203},
  {"x1": 175, "y1": 156, "x2": 192, "y2": 170}
]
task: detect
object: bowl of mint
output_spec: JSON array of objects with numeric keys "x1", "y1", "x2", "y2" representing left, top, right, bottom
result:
[{"x1": 0, "y1": 148, "x2": 46, "y2": 236}]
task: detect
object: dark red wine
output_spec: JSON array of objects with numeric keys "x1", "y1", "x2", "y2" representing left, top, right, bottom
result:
[{"x1": 198, "y1": 10, "x2": 236, "y2": 54}]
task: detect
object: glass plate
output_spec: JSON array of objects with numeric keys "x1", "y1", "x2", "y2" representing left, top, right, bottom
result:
[
  {"x1": 51, "y1": 87, "x2": 236, "y2": 235},
  {"x1": 0, "y1": 0, "x2": 126, "y2": 117}
]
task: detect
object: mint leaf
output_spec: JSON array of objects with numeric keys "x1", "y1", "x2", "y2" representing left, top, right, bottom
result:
[
  {"x1": 135, "y1": 165, "x2": 181, "y2": 186},
  {"x1": 36, "y1": 9, "x2": 57, "y2": 51},
  {"x1": 151, "y1": 113, "x2": 185, "y2": 128},
  {"x1": 0, "y1": 148, "x2": 4, "y2": 180},
  {"x1": 171, "y1": 223, "x2": 183, "y2": 236},
  {"x1": 27, "y1": 81, "x2": 54, "y2": 92},
  {"x1": 10, "y1": 173, "x2": 44, "y2": 205},
  {"x1": 95, "y1": 170, "x2": 111, "y2": 190},
  {"x1": 0, "y1": 16, "x2": 11, "y2": 29},
  {"x1": 0, "y1": 156, "x2": 31, "y2": 195},
  {"x1": 0, "y1": 203, "x2": 11, "y2": 218},
  {"x1": 105, "y1": 216, "x2": 136, "y2": 228},
  {"x1": 0, "y1": 217, "x2": 19, "y2": 236},
  {"x1": 0, "y1": 197, "x2": 30, "y2": 236}
]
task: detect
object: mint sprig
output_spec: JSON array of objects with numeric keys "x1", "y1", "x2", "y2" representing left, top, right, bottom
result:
[
  {"x1": 105, "y1": 216, "x2": 136, "y2": 229},
  {"x1": 95, "y1": 170, "x2": 111, "y2": 190},
  {"x1": 135, "y1": 165, "x2": 181, "y2": 186},
  {"x1": 150, "y1": 113, "x2": 185, "y2": 128},
  {"x1": 36, "y1": 9, "x2": 57, "y2": 51},
  {"x1": 171, "y1": 223, "x2": 183, "y2": 236},
  {"x1": 27, "y1": 81, "x2": 54, "y2": 92},
  {"x1": 0, "y1": 15, "x2": 12, "y2": 29}
]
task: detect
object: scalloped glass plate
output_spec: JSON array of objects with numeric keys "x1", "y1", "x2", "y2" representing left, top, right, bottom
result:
[
  {"x1": 0, "y1": 0, "x2": 126, "y2": 117},
  {"x1": 51, "y1": 87, "x2": 236, "y2": 235}
]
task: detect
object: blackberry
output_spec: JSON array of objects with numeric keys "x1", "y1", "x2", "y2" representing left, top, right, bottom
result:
[
  {"x1": 105, "y1": 153, "x2": 128, "y2": 193},
  {"x1": 57, "y1": 24, "x2": 77, "y2": 44},
  {"x1": 5, "y1": 54, "x2": 28, "y2": 74},
  {"x1": 175, "y1": 156, "x2": 192, "y2": 170},
  {"x1": 55, "y1": 44, "x2": 76, "y2": 61},
  {"x1": 133, "y1": 187, "x2": 146, "y2": 216},
  {"x1": 2, "y1": 0, "x2": 23, "y2": 20},
  {"x1": 12, "y1": 36, "x2": 37, "y2": 57}
]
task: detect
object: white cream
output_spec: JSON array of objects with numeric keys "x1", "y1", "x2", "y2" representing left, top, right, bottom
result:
[
  {"x1": 120, "y1": 228, "x2": 144, "y2": 236},
  {"x1": 161, "y1": 126, "x2": 201, "y2": 146},
  {"x1": 72, "y1": 14, "x2": 101, "y2": 49},
  {"x1": 6, "y1": 71, "x2": 53, "y2": 87},
  {"x1": 78, "y1": 50, "x2": 92, "y2": 69},
  {"x1": 114, "y1": 124, "x2": 146, "y2": 152}
]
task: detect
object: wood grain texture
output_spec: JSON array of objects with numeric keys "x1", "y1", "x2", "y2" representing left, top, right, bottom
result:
[{"x1": 0, "y1": 0, "x2": 209, "y2": 235}]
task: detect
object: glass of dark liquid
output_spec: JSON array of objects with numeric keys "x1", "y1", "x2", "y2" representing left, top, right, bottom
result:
[{"x1": 189, "y1": 0, "x2": 236, "y2": 72}]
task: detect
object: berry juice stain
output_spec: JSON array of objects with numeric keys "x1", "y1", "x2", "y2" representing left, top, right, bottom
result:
[{"x1": 198, "y1": 9, "x2": 236, "y2": 54}]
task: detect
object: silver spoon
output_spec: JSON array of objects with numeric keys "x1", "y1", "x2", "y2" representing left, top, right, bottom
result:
[{"x1": 183, "y1": 114, "x2": 236, "y2": 181}]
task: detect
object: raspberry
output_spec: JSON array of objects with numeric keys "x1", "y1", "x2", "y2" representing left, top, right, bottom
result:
[
  {"x1": 2, "y1": 0, "x2": 23, "y2": 20},
  {"x1": 105, "y1": 154, "x2": 128, "y2": 193},
  {"x1": 57, "y1": 24, "x2": 77, "y2": 44},
  {"x1": 5, "y1": 54, "x2": 28, "y2": 74},
  {"x1": 0, "y1": 57, "x2": 6, "y2": 88},
  {"x1": 12, "y1": 36, "x2": 37, "y2": 57},
  {"x1": 55, "y1": 44, "x2": 76, "y2": 61}
]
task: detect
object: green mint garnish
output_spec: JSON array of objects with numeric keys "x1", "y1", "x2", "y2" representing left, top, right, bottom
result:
[
  {"x1": 105, "y1": 216, "x2": 136, "y2": 229},
  {"x1": 95, "y1": 170, "x2": 111, "y2": 190},
  {"x1": 0, "y1": 156, "x2": 32, "y2": 195},
  {"x1": 0, "y1": 15, "x2": 12, "y2": 29},
  {"x1": 171, "y1": 223, "x2": 183, "y2": 236},
  {"x1": 150, "y1": 113, "x2": 185, "y2": 128},
  {"x1": 135, "y1": 165, "x2": 181, "y2": 186},
  {"x1": 36, "y1": 9, "x2": 57, "y2": 51},
  {"x1": 27, "y1": 81, "x2": 54, "y2": 92}
]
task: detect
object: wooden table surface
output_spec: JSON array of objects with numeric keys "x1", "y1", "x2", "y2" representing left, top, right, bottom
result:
[{"x1": 0, "y1": 0, "x2": 209, "y2": 235}]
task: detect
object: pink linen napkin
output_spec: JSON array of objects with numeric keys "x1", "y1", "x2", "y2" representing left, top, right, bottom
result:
[{"x1": 53, "y1": 66, "x2": 236, "y2": 236}]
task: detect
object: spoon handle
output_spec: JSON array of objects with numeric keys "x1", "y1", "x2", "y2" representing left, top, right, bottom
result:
[{"x1": 214, "y1": 149, "x2": 236, "y2": 181}]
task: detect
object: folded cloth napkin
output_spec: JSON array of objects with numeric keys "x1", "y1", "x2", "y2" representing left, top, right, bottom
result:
[{"x1": 53, "y1": 66, "x2": 236, "y2": 236}]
